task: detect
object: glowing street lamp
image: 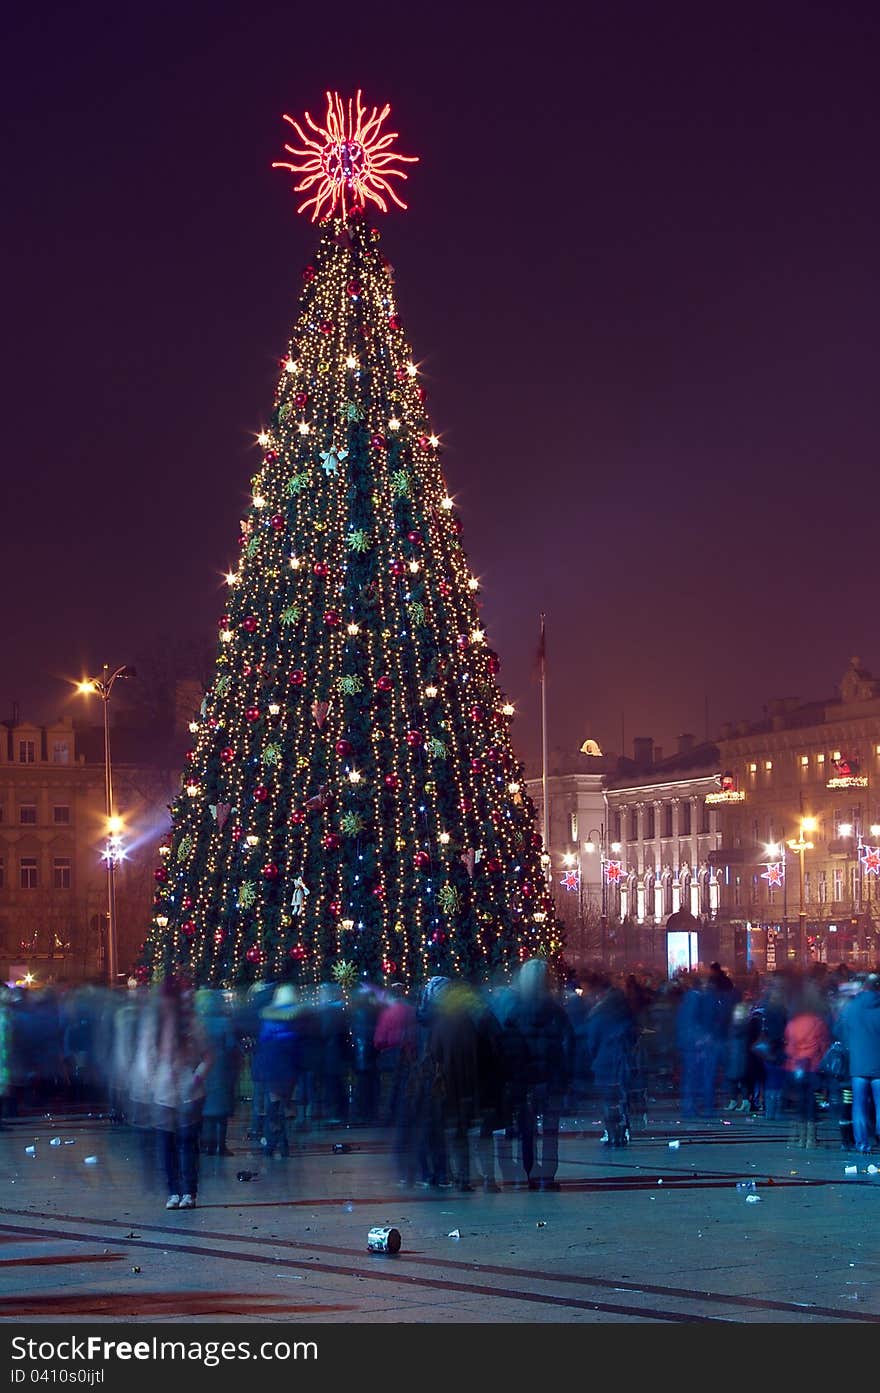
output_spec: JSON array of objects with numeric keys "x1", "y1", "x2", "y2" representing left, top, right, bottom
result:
[
  {"x1": 788, "y1": 816, "x2": 817, "y2": 966},
  {"x1": 76, "y1": 665, "x2": 136, "y2": 986}
]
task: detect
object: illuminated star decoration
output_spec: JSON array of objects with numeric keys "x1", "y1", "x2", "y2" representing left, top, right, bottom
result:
[
  {"x1": 604, "y1": 860, "x2": 623, "y2": 884},
  {"x1": 761, "y1": 862, "x2": 785, "y2": 888},
  {"x1": 272, "y1": 90, "x2": 419, "y2": 222},
  {"x1": 860, "y1": 845, "x2": 880, "y2": 876},
  {"x1": 560, "y1": 869, "x2": 580, "y2": 892},
  {"x1": 320, "y1": 445, "x2": 348, "y2": 476}
]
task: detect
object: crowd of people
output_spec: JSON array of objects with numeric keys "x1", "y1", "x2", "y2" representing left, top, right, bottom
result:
[{"x1": 1, "y1": 958, "x2": 879, "y2": 1210}]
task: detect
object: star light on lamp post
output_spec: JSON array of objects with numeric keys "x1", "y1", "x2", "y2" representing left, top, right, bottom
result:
[
  {"x1": 76, "y1": 665, "x2": 136, "y2": 986},
  {"x1": 787, "y1": 816, "x2": 817, "y2": 967}
]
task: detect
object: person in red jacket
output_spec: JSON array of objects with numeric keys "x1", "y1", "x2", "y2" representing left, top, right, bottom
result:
[{"x1": 784, "y1": 982, "x2": 830, "y2": 1149}]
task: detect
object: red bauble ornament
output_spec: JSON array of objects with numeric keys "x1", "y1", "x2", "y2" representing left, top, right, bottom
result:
[
  {"x1": 218, "y1": 614, "x2": 230, "y2": 628},
  {"x1": 294, "y1": 390, "x2": 308, "y2": 408},
  {"x1": 253, "y1": 785, "x2": 270, "y2": 803},
  {"x1": 303, "y1": 264, "x2": 316, "y2": 280},
  {"x1": 182, "y1": 896, "x2": 193, "y2": 911},
  {"x1": 181, "y1": 920, "x2": 197, "y2": 938},
  {"x1": 347, "y1": 279, "x2": 361, "y2": 297},
  {"x1": 406, "y1": 729, "x2": 424, "y2": 747},
  {"x1": 289, "y1": 669, "x2": 306, "y2": 686},
  {"x1": 439, "y1": 580, "x2": 451, "y2": 597},
  {"x1": 335, "y1": 738, "x2": 352, "y2": 756},
  {"x1": 263, "y1": 450, "x2": 278, "y2": 463},
  {"x1": 208, "y1": 717, "x2": 219, "y2": 728},
  {"x1": 382, "y1": 958, "x2": 397, "y2": 974},
  {"x1": 530, "y1": 832, "x2": 543, "y2": 848},
  {"x1": 231, "y1": 826, "x2": 243, "y2": 841},
  {"x1": 430, "y1": 931, "x2": 447, "y2": 945},
  {"x1": 262, "y1": 862, "x2": 279, "y2": 880},
  {"x1": 329, "y1": 900, "x2": 342, "y2": 916},
  {"x1": 320, "y1": 319, "x2": 334, "y2": 334},
  {"x1": 290, "y1": 808, "x2": 307, "y2": 825},
  {"x1": 521, "y1": 882, "x2": 534, "y2": 899},
  {"x1": 490, "y1": 810, "x2": 503, "y2": 824},
  {"x1": 242, "y1": 616, "x2": 258, "y2": 633},
  {"x1": 271, "y1": 514, "x2": 285, "y2": 532},
  {"x1": 417, "y1": 434, "x2": 429, "y2": 448},
  {"x1": 372, "y1": 884, "x2": 386, "y2": 899},
  {"x1": 413, "y1": 850, "x2": 430, "y2": 870},
  {"x1": 388, "y1": 314, "x2": 401, "y2": 330},
  {"x1": 375, "y1": 675, "x2": 393, "y2": 692},
  {"x1": 185, "y1": 750, "x2": 195, "y2": 763},
  {"x1": 313, "y1": 561, "x2": 329, "y2": 577},
  {"x1": 324, "y1": 609, "x2": 341, "y2": 627},
  {"x1": 245, "y1": 706, "x2": 261, "y2": 722},
  {"x1": 322, "y1": 832, "x2": 341, "y2": 851},
  {"x1": 471, "y1": 758, "x2": 484, "y2": 774},
  {"x1": 416, "y1": 385, "x2": 426, "y2": 403},
  {"x1": 390, "y1": 559, "x2": 406, "y2": 577},
  {"x1": 407, "y1": 530, "x2": 423, "y2": 546},
  {"x1": 220, "y1": 747, "x2": 235, "y2": 763},
  {"x1": 213, "y1": 929, "x2": 225, "y2": 946},
  {"x1": 460, "y1": 797, "x2": 473, "y2": 813},
  {"x1": 395, "y1": 367, "x2": 407, "y2": 380},
  {"x1": 486, "y1": 856, "x2": 502, "y2": 874},
  {"x1": 246, "y1": 945, "x2": 264, "y2": 964},
  {"x1": 135, "y1": 965, "x2": 150, "y2": 983},
  {"x1": 469, "y1": 705, "x2": 484, "y2": 722},
  {"x1": 486, "y1": 747, "x2": 500, "y2": 763},
  {"x1": 371, "y1": 433, "x2": 387, "y2": 450},
  {"x1": 289, "y1": 943, "x2": 308, "y2": 960},
  {"x1": 457, "y1": 634, "x2": 469, "y2": 650},
  {"x1": 384, "y1": 773, "x2": 400, "y2": 790},
  {"x1": 487, "y1": 654, "x2": 500, "y2": 675},
  {"x1": 153, "y1": 867, "x2": 168, "y2": 883}
]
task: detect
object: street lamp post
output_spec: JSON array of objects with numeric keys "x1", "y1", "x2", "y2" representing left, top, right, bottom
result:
[
  {"x1": 77, "y1": 665, "x2": 136, "y2": 987},
  {"x1": 787, "y1": 815, "x2": 816, "y2": 968},
  {"x1": 584, "y1": 827, "x2": 623, "y2": 967}
]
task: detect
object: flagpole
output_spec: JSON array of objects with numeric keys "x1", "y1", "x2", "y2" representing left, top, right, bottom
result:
[{"x1": 540, "y1": 613, "x2": 550, "y2": 875}]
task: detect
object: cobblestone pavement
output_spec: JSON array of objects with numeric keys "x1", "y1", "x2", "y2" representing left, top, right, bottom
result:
[{"x1": 1, "y1": 1107, "x2": 878, "y2": 1323}]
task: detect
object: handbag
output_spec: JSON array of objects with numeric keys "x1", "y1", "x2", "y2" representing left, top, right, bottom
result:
[{"x1": 819, "y1": 1039, "x2": 849, "y2": 1081}]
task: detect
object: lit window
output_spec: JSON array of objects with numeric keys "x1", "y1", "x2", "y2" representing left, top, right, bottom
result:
[
  {"x1": 18, "y1": 740, "x2": 35, "y2": 764},
  {"x1": 764, "y1": 761, "x2": 773, "y2": 772},
  {"x1": 19, "y1": 805, "x2": 37, "y2": 825},
  {"x1": 53, "y1": 858, "x2": 71, "y2": 890},
  {"x1": 53, "y1": 806, "x2": 70, "y2": 825},
  {"x1": 52, "y1": 742, "x2": 69, "y2": 765},
  {"x1": 817, "y1": 753, "x2": 825, "y2": 765},
  {"x1": 20, "y1": 858, "x2": 38, "y2": 890},
  {"x1": 832, "y1": 751, "x2": 841, "y2": 761},
  {"x1": 749, "y1": 762, "x2": 757, "y2": 774},
  {"x1": 800, "y1": 755, "x2": 809, "y2": 767}
]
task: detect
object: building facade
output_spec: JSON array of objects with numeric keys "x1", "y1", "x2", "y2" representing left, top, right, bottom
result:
[
  {"x1": 712, "y1": 658, "x2": 880, "y2": 969},
  {"x1": 0, "y1": 714, "x2": 182, "y2": 986}
]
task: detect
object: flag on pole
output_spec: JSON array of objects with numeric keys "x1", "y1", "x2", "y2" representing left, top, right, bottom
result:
[{"x1": 533, "y1": 612, "x2": 546, "y2": 682}]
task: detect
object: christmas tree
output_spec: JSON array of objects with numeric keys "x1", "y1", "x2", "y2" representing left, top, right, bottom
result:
[{"x1": 141, "y1": 91, "x2": 559, "y2": 988}]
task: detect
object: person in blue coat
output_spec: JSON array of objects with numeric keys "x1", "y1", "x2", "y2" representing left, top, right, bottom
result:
[
  {"x1": 584, "y1": 974, "x2": 637, "y2": 1146},
  {"x1": 253, "y1": 985, "x2": 302, "y2": 1158},
  {"x1": 838, "y1": 974, "x2": 880, "y2": 1153},
  {"x1": 196, "y1": 990, "x2": 241, "y2": 1155}
]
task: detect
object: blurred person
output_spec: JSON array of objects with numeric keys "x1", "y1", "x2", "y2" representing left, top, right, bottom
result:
[
  {"x1": 585, "y1": 973, "x2": 637, "y2": 1147},
  {"x1": 196, "y1": 989, "x2": 241, "y2": 1156},
  {"x1": 407, "y1": 976, "x2": 451, "y2": 1188},
  {"x1": 506, "y1": 958, "x2": 575, "y2": 1191},
  {"x1": 314, "y1": 982, "x2": 352, "y2": 1126},
  {"x1": 784, "y1": 982, "x2": 830, "y2": 1148},
  {"x1": 474, "y1": 984, "x2": 516, "y2": 1190},
  {"x1": 838, "y1": 972, "x2": 880, "y2": 1154},
  {"x1": 674, "y1": 974, "x2": 705, "y2": 1118},
  {"x1": 724, "y1": 1001, "x2": 761, "y2": 1113},
  {"x1": 374, "y1": 982, "x2": 417, "y2": 1126},
  {"x1": 107, "y1": 985, "x2": 143, "y2": 1124},
  {"x1": 349, "y1": 983, "x2": 381, "y2": 1125},
  {"x1": 236, "y1": 979, "x2": 275, "y2": 1144},
  {"x1": 752, "y1": 977, "x2": 789, "y2": 1121},
  {"x1": 428, "y1": 981, "x2": 481, "y2": 1191},
  {"x1": 253, "y1": 984, "x2": 302, "y2": 1158},
  {"x1": 153, "y1": 979, "x2": 212, "y2": 1208}
]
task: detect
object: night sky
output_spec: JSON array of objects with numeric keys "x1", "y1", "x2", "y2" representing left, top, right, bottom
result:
[{"x1": 4, "y1": 1, "x2": 879, "y2": 775}]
